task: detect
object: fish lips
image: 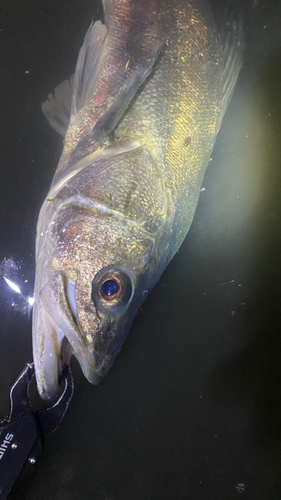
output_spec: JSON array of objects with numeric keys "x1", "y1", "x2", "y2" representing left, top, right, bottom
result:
[
  {"x1": 38, "y1": 272, "x2": 123, "y2": 391},
  {"x1": 83, "y1": 319, "x2": 121, "y2": 380}
]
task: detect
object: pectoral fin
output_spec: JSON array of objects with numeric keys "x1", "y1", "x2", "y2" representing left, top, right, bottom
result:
[
  {"x1": 42, "y1": 78, "x2": 73, "y2": 136},
  {"x1": 92, "y1": 46, "x2": 162, "y2": 140},
  {"x1": 71, "y1": 20, "x2": 108, "y2": 115},
  {"x1": 41, "y1": 20, "x2": 108, "y2": 135},
  {"x1": 216, "y1": 17, "x2": 243, "y2": 132}
]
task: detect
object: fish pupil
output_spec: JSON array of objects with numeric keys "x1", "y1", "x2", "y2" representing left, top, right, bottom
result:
[{"x1": 101, "y1": 279, "x2": 119, "y2": 297}]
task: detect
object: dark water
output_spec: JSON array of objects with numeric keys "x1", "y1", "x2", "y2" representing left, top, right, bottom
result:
[{"x1": 1, "y1": 0, "x2": 281, "y2": 498}]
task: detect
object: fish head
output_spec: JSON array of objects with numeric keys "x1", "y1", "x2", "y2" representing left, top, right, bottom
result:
[{"x1": 34, "y1": 198, "x2": 163, "y2": 399}]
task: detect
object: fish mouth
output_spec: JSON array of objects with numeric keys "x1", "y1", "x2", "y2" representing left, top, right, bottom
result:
[{"x1": 34, "y1": 272, "x2": 115, "y2": 399}]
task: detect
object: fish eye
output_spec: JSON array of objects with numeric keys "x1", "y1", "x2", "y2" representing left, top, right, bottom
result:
[
  {"x1": 101, "y1": 279, "x2": 119, "y2": 298},
  {"x1": 92, "y1": 268, "x2": 132, "y2": 310},
  {"x1": 100, "y1": 277, "x2": 121, "y2": 302}
]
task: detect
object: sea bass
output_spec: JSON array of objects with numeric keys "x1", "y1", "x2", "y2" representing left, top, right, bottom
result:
[{"x1": 33, "y1": 0, "x2": 242, "y2": 399}]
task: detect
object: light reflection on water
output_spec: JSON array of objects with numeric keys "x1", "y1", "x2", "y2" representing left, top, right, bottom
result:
[{"x1": 0, "y1": 257, "x2": 34, "y2": 316}]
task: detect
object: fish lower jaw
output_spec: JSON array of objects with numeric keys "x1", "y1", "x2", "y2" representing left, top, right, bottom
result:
[
  {"x1": 71, "y1": 345, "x2": 108, "y2": 386},
  {"x1": 53, "y1": 329, "x2": 104, "y2": 387},
  {"x1": 54, "y1": 320, "x2": 106, "y2": 386},
  {"x1": 84, "y1": 370, "x2": 103, "y2": 385}
]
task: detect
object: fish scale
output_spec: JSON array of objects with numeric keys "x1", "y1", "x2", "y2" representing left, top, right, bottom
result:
[
  {"x1": 33, "y1": 0, "x2": 242, "y2": 399},
  {"x1": 117, "y1": 2, "x2": 224, "y2": 246},
  {"x1": 68, "y1": 149, "x2": 166, "y2": 233}
]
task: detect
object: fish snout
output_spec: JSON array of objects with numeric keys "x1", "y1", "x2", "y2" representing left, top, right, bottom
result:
[{"x1": 90, "y1": 327, "x2": 118, "y2": 375}]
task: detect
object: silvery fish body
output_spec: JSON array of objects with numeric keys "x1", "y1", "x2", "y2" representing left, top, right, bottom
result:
[{"x1": 33, "y1": 0, "x2": 242, "y2": 399}]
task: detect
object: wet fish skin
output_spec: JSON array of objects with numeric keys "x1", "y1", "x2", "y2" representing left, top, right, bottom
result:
[{"x1": 33, "y1": 0, "x2": 242, "y2": 399}]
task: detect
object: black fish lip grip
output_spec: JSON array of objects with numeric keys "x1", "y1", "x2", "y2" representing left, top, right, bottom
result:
[{"x1": 0, "y1": 362, "x2": 74, "y2": 499}]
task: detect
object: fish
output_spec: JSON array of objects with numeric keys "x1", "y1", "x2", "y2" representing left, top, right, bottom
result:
[{"x1": 33, "y1": 0, "x2": 242, "y2": 399}]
